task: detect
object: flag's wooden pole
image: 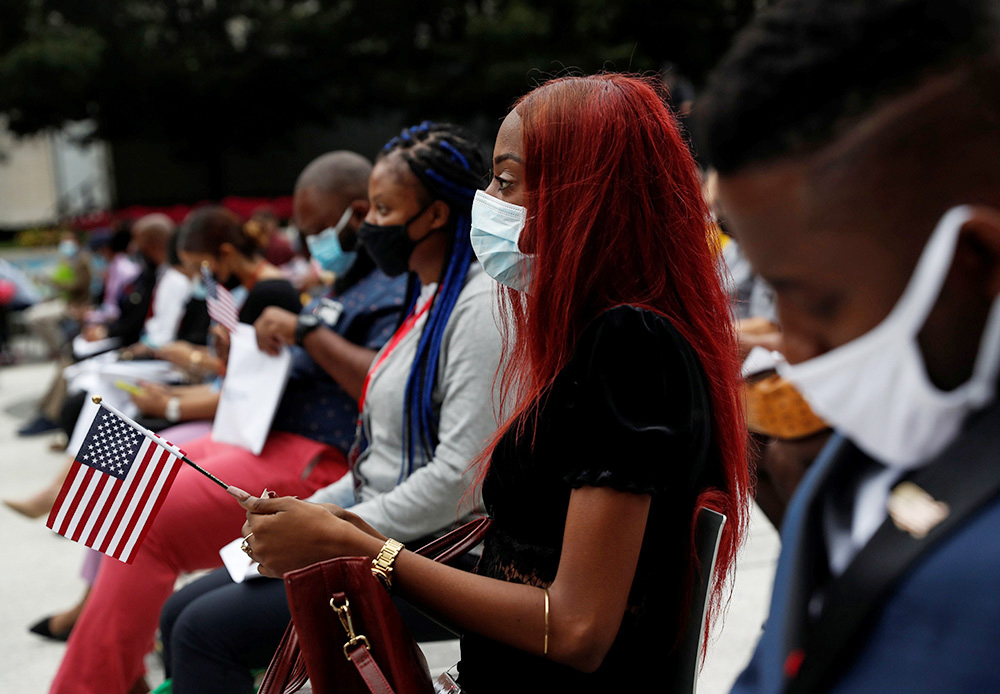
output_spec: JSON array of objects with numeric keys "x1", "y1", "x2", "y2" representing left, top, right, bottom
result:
[{"x1": 91, "y1": 396, "x2": 230, "y2": 490}]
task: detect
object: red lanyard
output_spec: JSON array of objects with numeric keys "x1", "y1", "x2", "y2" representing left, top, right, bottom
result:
[{"x1": 357, "y1": 293, "x2": 435, "y2": 413}]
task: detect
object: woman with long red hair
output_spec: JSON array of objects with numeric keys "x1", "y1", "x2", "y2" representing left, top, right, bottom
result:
[{"x1": 238, "y1": 73, "x2": 750, "y2": 690}]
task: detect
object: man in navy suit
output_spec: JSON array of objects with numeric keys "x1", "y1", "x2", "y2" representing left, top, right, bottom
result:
[{"x1": 696, "y1": 0, "x2": 1000, "y2": 691}]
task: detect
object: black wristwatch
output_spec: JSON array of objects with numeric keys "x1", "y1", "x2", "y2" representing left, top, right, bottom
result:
[{"x1": 294, "y1": 313, "x2": 322, "y2": 346}]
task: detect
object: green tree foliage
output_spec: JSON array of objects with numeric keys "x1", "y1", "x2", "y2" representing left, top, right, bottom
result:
[{"x1": 0, "y1": 0, "x2": 764, "y2": 194}]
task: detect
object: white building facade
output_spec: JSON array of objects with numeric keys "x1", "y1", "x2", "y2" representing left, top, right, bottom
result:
[{"x1": 0, "y1": 120, "x2": 113, "y2": 229}]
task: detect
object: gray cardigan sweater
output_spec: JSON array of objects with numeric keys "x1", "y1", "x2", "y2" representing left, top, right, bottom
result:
[{"x1": 307, "y1": 264, "x2": 502, "y2": 542}]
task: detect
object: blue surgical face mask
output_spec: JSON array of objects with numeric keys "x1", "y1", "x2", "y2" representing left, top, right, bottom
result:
[
  {"x1": 470, "y1": 190, "x2": 533, "y2": 292},
  {"x1": 190, "y1": 278, "x2": 208, "y2": 300},
  {"x1": 305, "y1": 207, "x2": 357, "y2": 277},
  {"x1": 58, "y1": 239, "x2": 79, "y2": 259}
]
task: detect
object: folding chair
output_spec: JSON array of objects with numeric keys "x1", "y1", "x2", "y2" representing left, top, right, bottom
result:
[{"x1": 667, "y1": 507, "x2": 727, "y2": 694}]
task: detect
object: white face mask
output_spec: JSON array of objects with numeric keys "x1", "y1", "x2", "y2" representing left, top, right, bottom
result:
[
  {"x1": 470, "y1": 190, "x2": 534, "y2": 292},
  {"x1": 776, "y1": 205, "x2": 1000, "y2": 468}
]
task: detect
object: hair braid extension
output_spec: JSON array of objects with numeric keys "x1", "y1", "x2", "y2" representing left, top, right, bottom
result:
[{"x1": 377, "y1": 123, "x2": 487, "y2": 481}]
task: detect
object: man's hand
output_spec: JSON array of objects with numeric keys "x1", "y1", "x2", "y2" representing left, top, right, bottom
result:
[{"x1": 255, "y1": 306, "x2": 298, "y2": 355}]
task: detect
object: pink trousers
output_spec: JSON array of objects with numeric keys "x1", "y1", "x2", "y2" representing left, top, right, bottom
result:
[{"x1": 49, "y1": 431, "x2": 348, "y2": 694}]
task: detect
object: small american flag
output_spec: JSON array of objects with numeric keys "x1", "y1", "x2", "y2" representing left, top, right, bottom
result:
[
  {"x1": 46, "y1": 407, "x2": 184, "y2": 564},
  {"x1": 201, "y1": 264, "x2": 240, "y2": 333}
]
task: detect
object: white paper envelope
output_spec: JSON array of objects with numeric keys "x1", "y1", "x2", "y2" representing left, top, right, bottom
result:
[
  {"x1": 212, "y1": 324, "x2": 292, "y2": 455},
  {"x1": 218, "y1": 537, "x2": 263, "y2": 583}
]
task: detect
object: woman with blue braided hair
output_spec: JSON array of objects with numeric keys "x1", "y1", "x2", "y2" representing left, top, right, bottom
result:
[
  {"x1": 156, "y1": 123, "x2": 504, "y2": 693},
  {"x1": 349, "y1": 120, "x2": 499, "y2": 492}
]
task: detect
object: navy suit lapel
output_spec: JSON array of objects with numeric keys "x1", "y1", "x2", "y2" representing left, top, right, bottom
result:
[
  {"x1": 753, "y1": 434, "x2": 852, "y2": 693},
  {"x1": 788, "y1": 403, "x2": 1000, "y2": 693}
]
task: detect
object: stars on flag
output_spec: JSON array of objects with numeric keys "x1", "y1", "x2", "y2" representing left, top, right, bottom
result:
[
  {"x1": 78, "y1": 408, "x2": 146, "y2": 480},
  {"x1": 47, "y1": 405, "x2": 186, "y2": 564}
]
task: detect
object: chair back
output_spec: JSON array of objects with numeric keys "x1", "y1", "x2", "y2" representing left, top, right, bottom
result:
[{"x1": 669, "y1": 507, "x2": 726, "y2": 694}]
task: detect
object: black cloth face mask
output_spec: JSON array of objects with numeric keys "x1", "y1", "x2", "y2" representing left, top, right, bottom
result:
[
  {"x1": 357, "y1": 205, "x2": 438, "y2": 277},
  {"x1": 213, "y1": 270, "x2": 242, "y2": 291}
]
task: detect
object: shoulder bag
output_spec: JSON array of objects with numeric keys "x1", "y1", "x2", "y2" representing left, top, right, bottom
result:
[{"x1": 259, "y1": 516, "x2": 492, "y2": 694}]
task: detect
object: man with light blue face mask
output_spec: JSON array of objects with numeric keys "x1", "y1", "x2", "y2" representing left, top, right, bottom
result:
[
  {"x1": 255, "y1": 150, "x2": 407, "y2": 398},
  {"x1": 304, "y1": 206, "x2": 357, "y2": 279},
  {"x1": 285, "y1": 151, "x2": 370, "y2": 292},
  {"x1": 697, "y1": 0, "x2": 1000, "y2": 692}
]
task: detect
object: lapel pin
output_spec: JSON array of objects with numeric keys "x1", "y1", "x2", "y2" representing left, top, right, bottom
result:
[{"x1": 887, "y1": 481, "x2": 950, "y2": 539}]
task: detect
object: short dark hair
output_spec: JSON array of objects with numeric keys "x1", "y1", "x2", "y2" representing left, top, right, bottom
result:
[
  {"x1": 179, "y1": 207, "x2": 257, "y2": 259},
  {"x1": 695, "y1": 0, "x2": 1000, "y2": 173},
  {"x1": 110, "y1": 222, "x2": 133, "y2": 254}
]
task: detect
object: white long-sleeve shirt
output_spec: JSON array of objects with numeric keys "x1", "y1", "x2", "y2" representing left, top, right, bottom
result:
[{"x1": 141, "y1": 267, "x2": 193, "y2": 349}]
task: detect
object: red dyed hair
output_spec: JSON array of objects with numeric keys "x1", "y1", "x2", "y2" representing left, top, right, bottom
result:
[{"x1": 482, "y1": 74, "x2": 750, "y2": 645}]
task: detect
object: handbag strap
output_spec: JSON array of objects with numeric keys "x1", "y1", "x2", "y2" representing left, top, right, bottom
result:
[
  {"x1": 350, "y1": 647, "x2": 395, "y2": 694},
  {"x1": 258, "y1": 621, "x2": 310, "y2": 694},
  {"x1": 414, "y1": 516, "x2": 492, "y2": 564},
  {"x1": 334, "y1": 590, "x2": 398, "y2": 694},
  {"x1": 263, "y1": 516, "x2": 492, "y2": 694}
]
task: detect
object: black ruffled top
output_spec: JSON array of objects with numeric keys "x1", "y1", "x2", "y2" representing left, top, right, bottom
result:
[{"x1": 457, "y1": 306, "x2": 722, "y2": 692}]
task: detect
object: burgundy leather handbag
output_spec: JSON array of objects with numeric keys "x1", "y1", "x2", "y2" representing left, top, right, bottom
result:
[{"x1": 258, "y1": 517, "x2": 492, "y2": 694}]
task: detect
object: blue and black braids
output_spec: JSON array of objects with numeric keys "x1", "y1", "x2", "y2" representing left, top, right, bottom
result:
[{"x1": 379, "y1": 121, "x2": 487, "y2": 482}]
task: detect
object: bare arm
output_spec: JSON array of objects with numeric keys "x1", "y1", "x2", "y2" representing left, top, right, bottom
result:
[
  {"x1": 237, "y1": 485, "x2": 650, "y2": 673},
  {"x1": 155, "y1": 341, "x2": 222, "y2": 375},
  {"x1": 395, "y1": 486, "x2": 650, "y2": 671},
  {"x1": 173, "y1": 384, "x2": 221, "y2": 420},
  {"x1": 132, "y1": 382, "x2": 220, "y2": 421}
]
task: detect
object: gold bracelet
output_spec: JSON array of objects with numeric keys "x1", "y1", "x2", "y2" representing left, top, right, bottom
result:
[
  {"x1": 543, "y1": 588, "x2": 550, "y2": 656},
  {"x1": 370, "y1": 538, "x2": 405, "y2": 593}
]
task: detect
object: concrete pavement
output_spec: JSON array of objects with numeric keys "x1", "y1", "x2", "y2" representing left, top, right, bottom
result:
[{"x1": 0, "y1": 360, "x2": 779, "y2": 692}]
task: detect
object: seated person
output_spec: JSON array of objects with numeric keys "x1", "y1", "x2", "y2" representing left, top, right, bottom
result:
[
  {"x1": 85, "y1": 222, "x2": 141, "y2": 326},
  {"x1": 21, "y1": 231, "x2": 92, "y2": 356},
  {"x1": 158, "y1": 125, "x2": 503, "y2": 694},
  {"x1": 134, "y1": 231, "x2": 195, "y2": 354},
  {"x1": 80, "y1": 215, "x2": 173, "y2": 349},
  {"x1": 238, "y1": 78, "x2": 750, "y2": 693},
  {"x1": 244, "y1": 207, "x2": 296, "y2": 267},
  {"x1": 16, "y1": 183, "x2": 379, "y2": 643},
  {"x1": 16, "y1": 220, "x2": 162, "y2": 437},
  {"x1": 0, "y1": 258, "x2": 43, "y2": 365},
  {"x1": 46, "y1": 150, "x2": 407, "y2": 694}
]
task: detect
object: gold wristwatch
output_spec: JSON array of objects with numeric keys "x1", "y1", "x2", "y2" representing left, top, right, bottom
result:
[{"x1": 370, "y1": 538, "x2": 405, "y2": 592}]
